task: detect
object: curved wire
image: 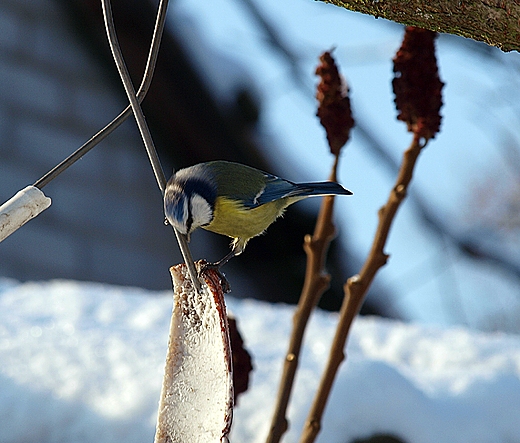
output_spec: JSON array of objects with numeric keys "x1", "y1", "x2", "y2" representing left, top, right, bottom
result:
[
  {"x1": 34, "y1": 0, "x2": 169, "y2": 189},
  {"x1": 101, "y1": 0, "x2": 201, "y2": 292}
]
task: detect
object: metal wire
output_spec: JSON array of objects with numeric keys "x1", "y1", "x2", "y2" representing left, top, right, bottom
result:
[
  {"x1": 101, "y1": 0, "x2": 166, "y2": 192},
  {"x1": 34, "y1": 0, "x2": 168, "y2": 189},
  {"x1": 100, "y1": 0, "x2": 201, "y2": 292}
]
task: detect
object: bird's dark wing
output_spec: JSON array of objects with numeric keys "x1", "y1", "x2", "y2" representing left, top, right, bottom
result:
[
  {"x1": 246, "y1": 177, "x2": 352, "y2": 208},
  {"x1": 243, "y1": 176, "x2": 301, "y2": 208}
]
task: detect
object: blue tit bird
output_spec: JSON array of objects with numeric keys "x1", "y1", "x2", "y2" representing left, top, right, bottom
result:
[{"x1": 164, "y1": 161, "x2": 352, "y2": 268}]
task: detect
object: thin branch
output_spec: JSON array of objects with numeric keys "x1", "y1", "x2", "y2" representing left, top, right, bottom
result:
[
  {"x1": 299, "y1": 133, "x2": 426, "y2": 443},
  {"x1": 300, "y1": 30, "x2": 442, "y2": 440},
  {"x1": 357, "y1": 118, "x2": 520, "y2": 283},
  {"x1": 267, "y1": 49, "x2": 354, "y2": 443},
  {"x1": 266, "y1": 162, "x2": 340, "y2": 443},
  {"x1": 321, "y1": 0, "x2": 520, "y2": 52}
]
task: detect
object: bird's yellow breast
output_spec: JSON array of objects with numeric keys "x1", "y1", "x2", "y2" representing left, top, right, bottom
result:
[{"x1": 203, "y1": 196, "x2": 289, "y2": 240}]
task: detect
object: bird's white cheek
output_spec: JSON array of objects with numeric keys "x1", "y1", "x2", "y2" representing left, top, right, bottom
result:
[{"x1": 190, "y1": 194, "x2": 213, "y2": 229}]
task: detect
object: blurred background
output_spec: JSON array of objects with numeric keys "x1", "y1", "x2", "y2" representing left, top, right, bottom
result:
[{"x1": 1, "y1": 0, "x2": 520, "y2": 331}]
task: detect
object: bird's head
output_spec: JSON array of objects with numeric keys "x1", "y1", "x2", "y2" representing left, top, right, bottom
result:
[{"x1": 164, "y1": 165, "x2": 217, "y2": 238}]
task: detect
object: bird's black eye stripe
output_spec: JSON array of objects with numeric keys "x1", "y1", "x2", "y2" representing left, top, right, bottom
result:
[
  {"x1": 186, "y1": 205, "x2": 193, "y2": 235},
  {"x1": 182, "y1": 178, "x2": 217, "y2": 206}
]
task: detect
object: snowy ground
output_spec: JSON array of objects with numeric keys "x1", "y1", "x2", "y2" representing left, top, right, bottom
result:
[{"x1": 0, "y1": 278, "x2": 519, "y2": 443}]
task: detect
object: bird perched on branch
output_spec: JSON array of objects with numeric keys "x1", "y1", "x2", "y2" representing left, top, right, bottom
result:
[{"x1": 164, "y1": 161, "x2": 352, "y2": 268}]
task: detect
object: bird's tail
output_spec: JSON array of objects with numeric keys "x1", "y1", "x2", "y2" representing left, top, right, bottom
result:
[{"x1": 292, "y1": 181, "x2": 353, "y2": 198}]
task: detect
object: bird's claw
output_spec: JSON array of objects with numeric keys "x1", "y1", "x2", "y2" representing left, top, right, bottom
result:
[
  {"x1": 197, "y1": 260, "x2": 231, "y2": 294},
  {"x1": 198, "y1": 261, "x2": 220, "y2": 273}
]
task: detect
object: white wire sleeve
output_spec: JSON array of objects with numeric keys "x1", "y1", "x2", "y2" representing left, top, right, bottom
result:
[{"x1": 0, "y1": 186, "x2": 51, "y2": 242}]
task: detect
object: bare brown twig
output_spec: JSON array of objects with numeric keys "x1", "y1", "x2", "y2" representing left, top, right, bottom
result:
[
  {"x1": 266, "y1": 51, "x2": 353, "y2": 443},
  {"x1": 299, "y1": 134, "x2": 426, "y2": 443},
  {"x1": 299, "y1": 28, "x2": 443, "y2": 443},
  {"x1": 266, "y1": 165, "x2": 339, "y2": 443}
]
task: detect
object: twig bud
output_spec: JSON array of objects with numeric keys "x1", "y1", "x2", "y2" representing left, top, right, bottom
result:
[
  {"x1": 392, "y1": 27, "x2": 444, "y2": 140},
  {"x1": 316, "y1": 51, "x2": 355, "y2": 156}
]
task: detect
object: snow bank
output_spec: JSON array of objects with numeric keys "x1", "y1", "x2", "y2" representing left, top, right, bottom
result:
[{"x1": 0, "y1": 279, "x2": 519, "y2": 443}]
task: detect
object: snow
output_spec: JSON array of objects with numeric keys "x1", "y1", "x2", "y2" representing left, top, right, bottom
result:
[{"x1": 0, "y1": 278, "x2": 519, "y2": 443}]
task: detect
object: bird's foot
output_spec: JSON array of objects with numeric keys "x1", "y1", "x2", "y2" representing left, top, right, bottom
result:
[{"x1": 197, "y1": 260, "x2": 231, "y2": 294}]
